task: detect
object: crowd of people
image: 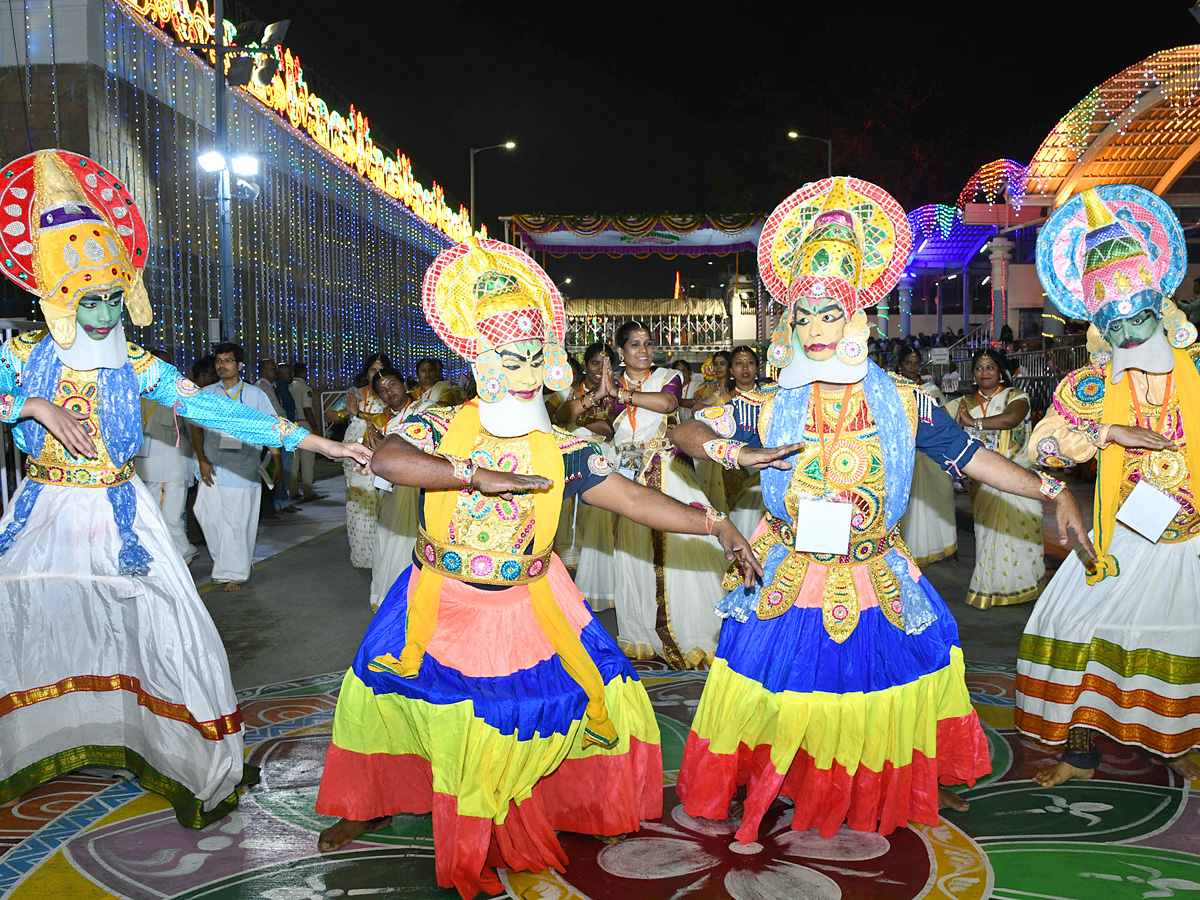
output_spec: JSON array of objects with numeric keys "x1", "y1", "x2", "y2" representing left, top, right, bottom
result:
[{"x1": 0, "y1": 151, "x2": 1195, "y2": 900}]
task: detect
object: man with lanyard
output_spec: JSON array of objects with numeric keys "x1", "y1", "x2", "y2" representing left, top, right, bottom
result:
[
  {"x1": 255, "y1": 358, "x2": 291, "y2": 513},
  {"x1": 191, "y1": 343, "x2": 281, "y2": 592},
  {"x1": 1020, "y1": 185, "x2": 1200, "y2": 785},
  {"x1": 135, "y1": 348, "x2": 197, "y2": 563}
]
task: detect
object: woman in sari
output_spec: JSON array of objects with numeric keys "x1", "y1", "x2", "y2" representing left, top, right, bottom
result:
[{"x1": 947, "y1": 347, "x2": 1045, "y2": 608}]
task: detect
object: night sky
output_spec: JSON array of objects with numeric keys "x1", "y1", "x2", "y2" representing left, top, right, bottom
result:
[{"x1": 252, "y1": 0, "x2": 1194, "y2": 297}]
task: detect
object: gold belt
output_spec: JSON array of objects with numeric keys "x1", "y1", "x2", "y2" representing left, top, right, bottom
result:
[
  {"x1": 416, "y1": 528, "x2": 552, "y2": 586},
  {"x1": 26, "y1": 457, "x2": 135, "y2": 488}
]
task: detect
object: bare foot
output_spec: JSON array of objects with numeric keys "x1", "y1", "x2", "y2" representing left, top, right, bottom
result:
[
  {"x1": 317, "y1": 816, "x2": 392, "y2": 852},
  {"x1": 594, "y1": 833, "x2": 627, "y2": 845},
  {"x1": 938, "y1": 787, "x2": 969, "y2": 812},
  {"x1": 1032, "y1": 761, "x2": 1094, "y2": 787},
  {"x1": 1164, "y1": 755, "x2": 1200, "y2": 780},
  {"x1": 222, "y1": 582, "x2": 241, "y2": 593}
]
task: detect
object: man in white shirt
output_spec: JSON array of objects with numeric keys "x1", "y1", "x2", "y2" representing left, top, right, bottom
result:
[
  {"x1": 288, "y1": 361, "x2": 320, "y2": 500},
  {"x1": 191, "y1": 344, "x2": 282, "y2": 592},
  {"x1": 134, "y1": 349, "x2": 197, "y2": 563}
]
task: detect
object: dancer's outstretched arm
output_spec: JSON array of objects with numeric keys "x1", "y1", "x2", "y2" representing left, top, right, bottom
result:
[
  {"x1": 961, "y1": 447, "x2": 1095, "y2": 559},
  {"x1": 671, "y1": 417, "x2": 802, "y2": 470}
]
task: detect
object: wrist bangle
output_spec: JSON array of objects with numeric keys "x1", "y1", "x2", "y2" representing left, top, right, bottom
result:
[
  {"x1": 440, "y1": 453, "x2": 476, "y2": 487},
  {"x1": 1037, "y1": 471, "x2": 1065, "y2": 500},
  {"x1": 705, "y1": 507, "x2": 727, "y2": 535},
  {"x1": 703, "y1": 438, "x2": 746, "y2": 470}
]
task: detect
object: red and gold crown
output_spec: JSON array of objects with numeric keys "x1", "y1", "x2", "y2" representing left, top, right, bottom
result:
[{"x1": 0, "y1": 150, "x2": 150, "y2": 347}]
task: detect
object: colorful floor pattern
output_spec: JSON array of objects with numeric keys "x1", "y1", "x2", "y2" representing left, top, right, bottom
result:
[{"x1": 2, "y1": 661, "x2": 1197, "y2": 900}]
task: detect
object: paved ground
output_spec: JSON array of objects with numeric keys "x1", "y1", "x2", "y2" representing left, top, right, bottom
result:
[{"x1": 5, "y1": 471, "x2": 1197, "y2": 900}]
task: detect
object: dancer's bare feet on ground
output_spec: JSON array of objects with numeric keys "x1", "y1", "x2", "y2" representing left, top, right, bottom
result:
[
  {"x1": 1032, "y1": 761, "x2": 1094, "y2": 787},
  {"x1": 222, "y1": 582, "x2": 241, "y2": 593},
  {"x1": 1160, "y1": 755, "x2": 1200, "y2": 780},
  {"x1": 317, "y1": 816, "x2": 392, "y2": 852},
  {"x1": 937, "y1": 787, "x2": 969, "y2": 812},
  {"x1": 594, "y1": 833, "x2": 628, "y2": 845}
]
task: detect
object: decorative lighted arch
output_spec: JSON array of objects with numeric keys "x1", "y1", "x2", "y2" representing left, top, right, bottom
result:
[{"x1": 1024, "y1": 45, "x2": 1200, "y2": 206}]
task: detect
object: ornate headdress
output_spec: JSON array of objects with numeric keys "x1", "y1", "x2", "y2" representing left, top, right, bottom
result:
[
  {"x1": 422, "y1": 238, "x2": 571, "y2": 400},
  {"x1": 0, "y1": 150, "x2": 150, "y2": 348},
  {"x1": 1037, "y1": 184, "x2": 1192, "y2": 351},
  {"x1": 758, "y1": 177, "x2": 910, "y2": 370}
]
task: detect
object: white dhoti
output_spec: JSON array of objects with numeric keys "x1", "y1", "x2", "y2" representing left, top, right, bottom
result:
[
  {"x1": 0, "y1": 477, "x2": 243, "y2": 822},
  {"x1": 143, "y1": 478, "x2": 197, "y2": 561},
  {"x1": 194, "y1": 482, "x2": 261, "y2": 584},
  {"x1": 369, "y1": 484, "x2": 419, "y2": 611}
]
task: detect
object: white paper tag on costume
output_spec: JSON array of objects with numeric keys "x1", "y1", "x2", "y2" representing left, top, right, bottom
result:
[
  {"x1": 1116, "y1": 479, "x2": 1180, "y2": 543},
  {"x1": 792, "y1": 497, "x2": 853, "y2": 555},
  {"x1": 373, "y1": 475, "x2": 395, "y2": 493},
  {"x1": 618, "y1": 466, "x2": 638, "y2": 481},
  {"x1": 219, "y1": 433, "x2": 242, "y2": 450}
]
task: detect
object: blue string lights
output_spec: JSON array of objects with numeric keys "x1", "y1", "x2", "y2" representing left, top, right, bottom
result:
[{"x1": 15, "y1": 0, "x2": 465, "y2": 391}]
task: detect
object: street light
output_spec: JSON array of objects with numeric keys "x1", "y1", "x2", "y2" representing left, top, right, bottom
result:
[
  {"x1": 469, "y1": 142, "x2": 516, "y2": 231},
  {"x1": 787, "y1": 131, "x2": 833, "y2": 179}
]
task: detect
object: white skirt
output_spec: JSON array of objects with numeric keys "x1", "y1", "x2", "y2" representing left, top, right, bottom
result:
[
  {"x1": 1015, "y1": 525, "x2": 1200, "y2": 757},
  {"x1": 614, "y1": 454, "x2": 726, "y2": 668},
  {"x1": 369, "y1": 484, "x2": 419, "y2": 611},
  {"x1": 574, "y1": 498, "x2": 618, "y2": 611},
  {"x1": 898, "y1": 451, "x2": 957, "y2": 566},
  {"x1": 965, "y1": 478, "x2": 1045, "y2": 608},
  {"x1": 554, "y1": 495, "x2": 582, "y2": 568},
  {"x1": 0, "y1": 476, "x2": 243, "y2": 816},
  {"x1": 343, "y1": 417, "x2": 377, "y2": 568},
  {"x1": 728, "y1": 472, "x2": 763, "y2": 540}
]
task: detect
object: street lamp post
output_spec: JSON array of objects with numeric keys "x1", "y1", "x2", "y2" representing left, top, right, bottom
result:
[
  {"x1": 469, "y1": 142, "x2": 516, "y2": 232},
  {"x1": 787, "y1": 131, "x2": 833, "y2": 179}
]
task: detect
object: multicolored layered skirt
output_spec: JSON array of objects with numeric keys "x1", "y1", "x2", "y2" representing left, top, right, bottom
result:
[
  {"x1": 1016, "y1": 525, "x2": 1200, "y2": 757},
  {"x1": 677, "y1": 550, "x2": 990, "y2": 842},
  {"x1": 316, "y1": 557, "x2": 662, "y2": 899}
]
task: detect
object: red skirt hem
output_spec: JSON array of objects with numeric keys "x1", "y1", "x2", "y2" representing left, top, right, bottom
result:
[
  {"x1": 316, "y1": 737, "x2": 662, "y2": 899},
  {"x1": 677, "y1": 709, "x2": 990, "y2": 842}
]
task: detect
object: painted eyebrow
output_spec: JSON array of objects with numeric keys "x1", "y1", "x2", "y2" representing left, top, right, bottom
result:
[{"x1": 497, "y1": 348, "x2": 542, "y2": 360}]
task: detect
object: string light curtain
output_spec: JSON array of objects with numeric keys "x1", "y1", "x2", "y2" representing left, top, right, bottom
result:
[{"x1": 4, "y1": 0, "x2": 465, "y2": 390}]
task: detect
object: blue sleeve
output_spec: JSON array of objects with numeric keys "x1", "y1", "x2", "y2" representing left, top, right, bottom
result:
[
  {"x1": 693, "y1": 394, "x2": 764, "y2": 448},
  {"x1": 916, "y1": 402, "x2": 981, "y2": 475},
  {"x1": 140, "y1": 359, "x2": 309, "y2": 452},
  {"x1": 568, "y1": 441, "x2": 615, "y2": 502},
  {"x1": 0, "y1": 340, "x2": 27, "y2": 422}
]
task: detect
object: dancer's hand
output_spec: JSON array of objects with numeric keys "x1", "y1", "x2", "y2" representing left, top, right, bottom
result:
[
  {"x1": 739, "y1": 442, "x2": 805, "y2": 471},
  {"x1": 303, "y1": 434, "x2": 372, "y2": 472},
  {"x1": 712, "y1": 518, "x2": 764, "y2": 587},
  {"x1": 1053, "y1": 487, "x2": 1096, "y2": 561},
  {"x1": 471, "y1": 467, "x2": 553, "y2": 501},
  {"x1": 1106, "y1": 424, "x2": 1177, "y2": 451},
  {"x1": 24, "y1": 397, "x2": 95, "y2": 458}
]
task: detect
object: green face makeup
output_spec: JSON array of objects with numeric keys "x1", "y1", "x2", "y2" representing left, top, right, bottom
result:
[
  {"x1": 1105, "y1": 309, "x2": 1161, "y2": 350},
  {"x1": 76, "y1": 289, "x2": 125, "y2": 341}
]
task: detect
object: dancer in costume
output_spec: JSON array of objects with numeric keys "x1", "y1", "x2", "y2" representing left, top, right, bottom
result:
[
  {"x1": 0, "y1": 149, "x2": 370, "y2": 826},
  {"x1": 897, "y1": 346, "x2": 958, "y2": 565},
  {"x1": 340, "y1": 353, "x2": 390, "y2": 567},
  {"x1": 314, "y1": 239, "x2": 761, "y2": 899},
  {"x1": 367, "y1": 366, "x2": 420, "y2": 612},
  {"x1": 671, "y1": 176, "x2": 1094, "y2": 841},
  {"x1": 555, "y1": 342, "x2": 620, "y2": 610},
  {"x1": 1018, "y1": 185, "x2": 1200, "y2": 784},
  {"x1": 946, "y1": 347, "x2": 1045, "y2": 607},
  {"x1": 599, "y1": 322, "x2": 731, "y2": 667}
]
